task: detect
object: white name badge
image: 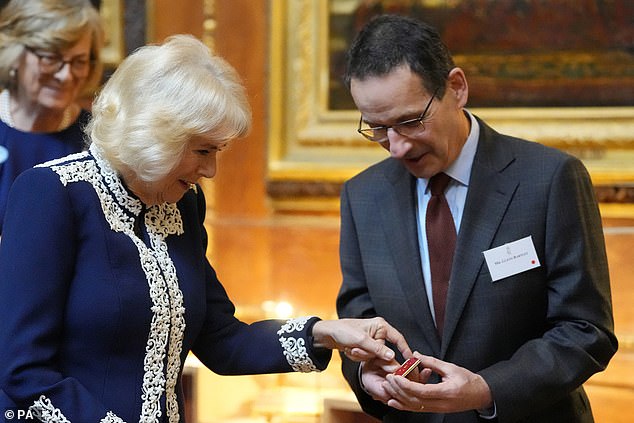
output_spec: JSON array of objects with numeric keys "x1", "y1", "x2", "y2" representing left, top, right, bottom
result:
[{"x1": 483, "y1": 236, "x2": 540, "y2": 282}]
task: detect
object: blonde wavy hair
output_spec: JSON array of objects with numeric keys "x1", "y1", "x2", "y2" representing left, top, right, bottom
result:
[
  {"x1": 86, "y1": 34, "x2": 252, "y2": 182},
  {"x1": 0, "y1": 0, "x2": 104, "y2": 94}
]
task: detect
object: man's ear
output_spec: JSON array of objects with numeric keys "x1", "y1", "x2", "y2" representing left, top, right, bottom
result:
[{"x1": 447, "y1": 67, "x2": 468, "y2": 108}]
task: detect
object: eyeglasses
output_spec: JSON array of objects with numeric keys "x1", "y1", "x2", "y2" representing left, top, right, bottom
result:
[
  {"x1": 357, "y1": 86, "x2": 440, "y2": 142},
  {"x1": 25, "y1": 47, "x2": 92, "y2": 77}
]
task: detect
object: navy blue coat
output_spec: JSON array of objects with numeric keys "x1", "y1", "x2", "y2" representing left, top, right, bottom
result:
[
  {"x1": 0, "y1": 110, "x2": 89, "y2": 233},
  {"x1": 0, "y1": 147, "x2": 330, "y2": 422}
]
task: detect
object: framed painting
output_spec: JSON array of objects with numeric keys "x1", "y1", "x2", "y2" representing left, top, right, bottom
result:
[
  {"x1": 267, "y1": 0, "x2": 634, "y2": 212},
  {"x1": 327, "y1": 0, "x2": 634, "y2": 110}
]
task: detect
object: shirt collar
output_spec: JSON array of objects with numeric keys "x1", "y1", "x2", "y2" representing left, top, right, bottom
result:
[{"x1": 443, "y1": 109, "x2": 479, "y2": 187}]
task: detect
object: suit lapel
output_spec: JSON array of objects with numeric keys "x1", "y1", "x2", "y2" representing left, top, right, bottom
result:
[
  {"x1": 441, "y1": 121, "x2": 519, "y2": 355},
  {"x1": 379, "y1": 161, "x2": 441, "y2": 354}
]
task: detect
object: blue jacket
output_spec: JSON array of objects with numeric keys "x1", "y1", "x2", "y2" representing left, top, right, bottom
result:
[
  {"x1": 0, "y1": 147, "x2": 330, "y2": 422},
  {"x1": 0, "y1": 110, "x2": 89, "y2": 233}
]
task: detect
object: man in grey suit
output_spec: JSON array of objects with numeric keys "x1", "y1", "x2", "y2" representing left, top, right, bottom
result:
[{"x1": 336, "y1": 15, "x2": 617, "y2": 423}]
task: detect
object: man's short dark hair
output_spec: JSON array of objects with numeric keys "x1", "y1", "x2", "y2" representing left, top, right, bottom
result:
[{"x1": 344, "y1": 14, "x2": 455, "y2": 97}]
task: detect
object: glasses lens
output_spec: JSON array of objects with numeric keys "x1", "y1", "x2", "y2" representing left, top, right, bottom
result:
[
  {"x1": 36, "y1": 55, "x2": 61, "y2": 73},
  {"x1": 359, "y1": 126, "x2": 387, "y2": 142},
  {"x1": 394, "y1": 119, "x2": 424, "y2": 137},
  {"x1": 70, "y1": 59, "x2": 91, "y2": 77}
]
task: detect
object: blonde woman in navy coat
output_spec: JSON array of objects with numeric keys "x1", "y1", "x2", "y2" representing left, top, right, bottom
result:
[{"x1": 0, "y1": 35, "x2": 411, "y2": 423}]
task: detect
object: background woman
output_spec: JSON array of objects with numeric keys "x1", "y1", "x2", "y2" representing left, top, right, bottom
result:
[{"x1": 0, "y1": 0, "x2": 103, "y2": 232}]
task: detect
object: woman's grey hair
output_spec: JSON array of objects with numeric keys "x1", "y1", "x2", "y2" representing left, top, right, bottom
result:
[
  {"x1": 87, "y1": 34, "x2": 252, "y2": 182},
  {"x1": 0, "y1": 0, "x2": 104, "y2": 94}
]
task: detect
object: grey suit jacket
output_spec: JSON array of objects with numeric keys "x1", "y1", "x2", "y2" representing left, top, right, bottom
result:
[{"x1": 336, "y1": 117, "x2": 618, "y2": 423}]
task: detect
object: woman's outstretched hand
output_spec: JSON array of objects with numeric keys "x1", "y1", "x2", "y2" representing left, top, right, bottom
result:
[{"x1": 312, "y1": 317, "x2": 412, "y2": 362}]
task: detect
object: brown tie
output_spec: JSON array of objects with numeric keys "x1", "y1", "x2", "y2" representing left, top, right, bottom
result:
[{"x1": 426, "y1": 173, "x2": 456, "y2": 335}]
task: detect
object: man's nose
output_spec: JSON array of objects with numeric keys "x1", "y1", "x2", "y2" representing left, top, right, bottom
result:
[{"x1": 387, "y1": 128, "x2": 412, "y2": 159}]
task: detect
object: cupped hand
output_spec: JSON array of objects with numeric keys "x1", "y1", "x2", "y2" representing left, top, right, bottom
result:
[
  {"x1": 383, "y1": 352, "x2": 493, "y2": 413},
  {"x1": 359, "y1": 357, "x2": 401, "y2": 402}
]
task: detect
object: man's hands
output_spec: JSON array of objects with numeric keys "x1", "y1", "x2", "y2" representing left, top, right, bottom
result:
[
  {"x1": 358, "y1": 355, "x2": 432, "y2": 403},
  {"x1": 312, "y1": 317, "x2": 412, "y2": 362},
  {"x1": 312, "y1": 318, "x2": 493, "y2": 414},
  {"x1": 382, "y1": 352, "x2": 493, "y2": 413}
]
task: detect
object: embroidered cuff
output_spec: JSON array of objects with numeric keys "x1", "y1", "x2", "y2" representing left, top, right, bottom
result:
[{"x1": 277, "y1": 316, "x2": 320, "y2": 372}]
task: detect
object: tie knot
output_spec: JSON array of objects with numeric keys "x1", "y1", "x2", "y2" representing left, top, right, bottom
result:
[{"x1": 429, "y1": 173, "x2": 451, "y2": 196}]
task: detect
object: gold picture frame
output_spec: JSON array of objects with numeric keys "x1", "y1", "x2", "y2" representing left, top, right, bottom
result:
[
  {"x1": 267, "y1": 0, "x2": 634, "y2": 212},
  {"x1": 100, "y1": 0, "x2": 124, "y2": 66}
]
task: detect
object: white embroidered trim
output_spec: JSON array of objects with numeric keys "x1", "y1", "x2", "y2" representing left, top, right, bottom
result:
[
  {"x1": 36, "y1": 151, "x2": 90, "y2": 168},
  {"x1": 42, "y1": 145, "x2": 186, "y2": 423},
  {"x1": 29, "y1": 395, "x2": 125, "y2": 423},
  {"x1": 277, "y1": 317, "x2": 319, "y2": 373},
  {"x1": 100, "y1": 411, "x2": 126, "y2": 423},
  {"x1": 29, "y1": 395, "x2": 70, "y2": 423}
]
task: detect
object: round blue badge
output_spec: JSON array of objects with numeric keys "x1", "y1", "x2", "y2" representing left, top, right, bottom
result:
[{"x1": 0, "y1": 146, "x2": 8, "y2": 164}]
